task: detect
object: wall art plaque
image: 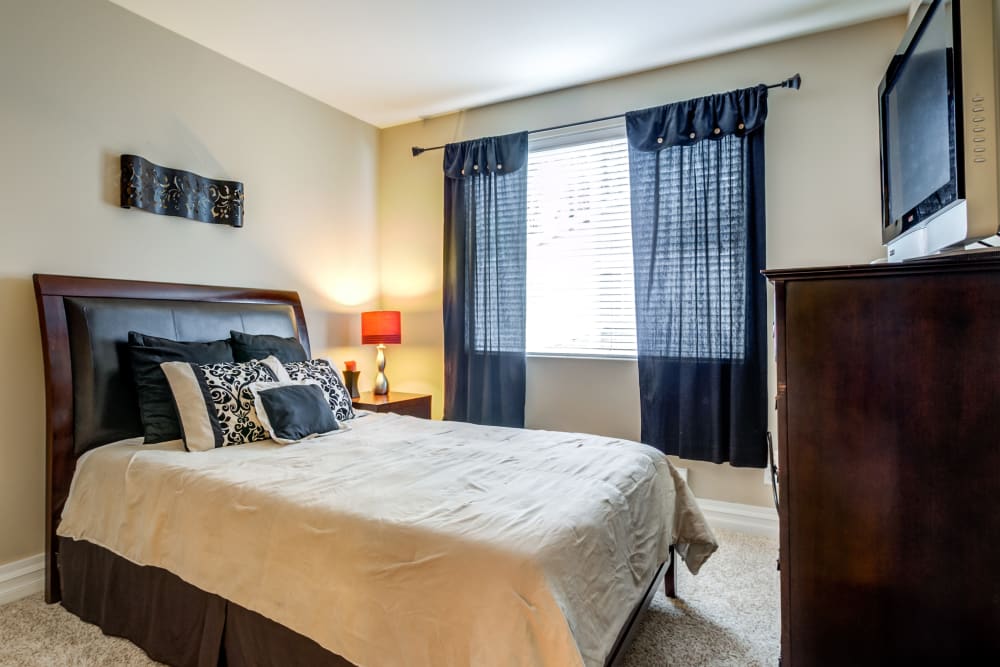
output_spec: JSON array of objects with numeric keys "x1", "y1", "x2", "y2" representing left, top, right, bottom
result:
[{"x1": 120, "y1": 154, "x2": 244, "y2": 227}]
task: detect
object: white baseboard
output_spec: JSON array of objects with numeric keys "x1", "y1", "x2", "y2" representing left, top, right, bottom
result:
[
  {"x1": 0, "y1": 553, "x2": 44, "y2": 605},
  {"x1": 697, "y1": 498, "x2": 779, "y2": 538}
]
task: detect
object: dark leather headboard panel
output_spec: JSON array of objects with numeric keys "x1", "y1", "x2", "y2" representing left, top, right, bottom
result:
[{"x1": 64, "y1": 297, "x2": 304, "y2": 454}]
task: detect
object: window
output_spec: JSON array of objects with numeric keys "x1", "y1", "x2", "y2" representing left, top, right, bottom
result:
[{"x1": 526, "y1": 121, "x2": 636, "y2": 357}]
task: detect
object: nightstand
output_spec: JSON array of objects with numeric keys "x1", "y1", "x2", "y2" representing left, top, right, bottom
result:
[{"x1": 352, "y1": 391, "x2": 431, "y2": 419}]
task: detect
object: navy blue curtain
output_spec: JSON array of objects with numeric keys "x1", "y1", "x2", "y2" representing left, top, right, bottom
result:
[
  {"x1": 626, "y1": 86, "x2": 768, "y2": 467},
  {"x1": 443, "y1": 132, "x2": 528, "y2": 427}
]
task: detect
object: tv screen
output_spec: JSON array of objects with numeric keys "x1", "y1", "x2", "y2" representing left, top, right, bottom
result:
[{"x1": 881, "y1": 0, "x2": 959, "y2": 236}]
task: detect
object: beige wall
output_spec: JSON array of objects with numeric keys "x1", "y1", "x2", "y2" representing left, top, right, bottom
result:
[
  {"x1": 378, "y1": 16, "x2": 907, "y2": 507},
  {"x1": 0, "y1": 0, "x2": 379, "y2": 565}
]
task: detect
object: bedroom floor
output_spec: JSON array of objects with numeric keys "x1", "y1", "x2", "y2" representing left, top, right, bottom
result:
[{"x1": 0, "y1": 529, "x2": 778, "y2": 666}]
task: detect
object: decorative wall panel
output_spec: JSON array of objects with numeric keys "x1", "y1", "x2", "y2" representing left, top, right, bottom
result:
[{"x1": 120, "y1": 154, "x2": 244, "y2": 227}]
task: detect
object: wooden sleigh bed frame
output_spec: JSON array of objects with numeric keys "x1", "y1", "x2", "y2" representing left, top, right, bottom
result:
[{"x1": 34, "y1": 273, "x2": 676, "y2": 667}]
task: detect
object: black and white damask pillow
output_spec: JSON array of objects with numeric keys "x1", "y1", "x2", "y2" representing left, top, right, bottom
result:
[
  {"x1": 161, "y1": 356, "x2": 290, "y2": 451},
  {"x1": 282, "y1": 359, "x2": 356, "y2": 421}
]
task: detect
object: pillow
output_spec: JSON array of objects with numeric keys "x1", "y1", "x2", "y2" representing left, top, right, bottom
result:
[
  {"x1": 161, "y1": 356, "x2": 289, "y2": 451},
  {"x1": 230, "y1": 330, "x2": 308, "y2": 363},
  {"x1": 128, "y1": 332, "x2": 235, "y2": 444},
  {"x1": 251, "y1": 381, "x2": 340, "y2": 444},
  {"x1": 282, "y1": 359, "x2": 356, "y2": 421}
]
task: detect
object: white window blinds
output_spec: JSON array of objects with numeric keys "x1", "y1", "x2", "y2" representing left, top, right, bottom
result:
[{"x1": 526, "y1": 124, "x2": 637, "y2": 357}]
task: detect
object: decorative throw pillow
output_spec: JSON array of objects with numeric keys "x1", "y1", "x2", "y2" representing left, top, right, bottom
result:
[
  {"x1": 128, "y1": 332, "x2": 235, "y2": 444},
  {"x1": 161, "y1": 356, "x2": 290, "y2": 451},
  {"x1": 251, "y1": 381, "x2": 341, "y2": 445},
  {"x1": 230, "y1": 330, "x2": 308, "y2": 363},
  {"x1": 282, "y1": 359, "x2": 356, "y2": 421}
]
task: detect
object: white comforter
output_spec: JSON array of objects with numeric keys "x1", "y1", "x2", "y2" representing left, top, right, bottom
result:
[{"x1": 58, "y1": 414, "x2": 717, "y2": 667}]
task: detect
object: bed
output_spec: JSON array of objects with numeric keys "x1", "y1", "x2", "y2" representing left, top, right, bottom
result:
[{"x1": 34, "y1": 274, "x2": 718, "y2": 667}]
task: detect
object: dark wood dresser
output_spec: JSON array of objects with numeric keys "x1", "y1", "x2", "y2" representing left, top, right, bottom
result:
[{"x1": 765, "y1": 253, "x2": 1000, "y2": 666}]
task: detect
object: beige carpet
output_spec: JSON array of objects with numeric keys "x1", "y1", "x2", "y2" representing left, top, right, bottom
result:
[
  {"x1": 621, "y1": 529, "x2": 780, "y2": 667},
  {"x1": 0, "y1": 529, "x2": 778, "y2": 666}
]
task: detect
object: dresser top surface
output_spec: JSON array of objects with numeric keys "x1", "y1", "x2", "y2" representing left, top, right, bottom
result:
[{"x1": 764, "y1": 248, "x2": 1000, "y2": 282}]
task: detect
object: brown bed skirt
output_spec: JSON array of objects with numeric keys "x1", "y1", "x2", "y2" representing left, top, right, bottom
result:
[
  {"x1": 58, "y1": 537, "x2": 353, "y2": 667},
  {"x1": 58, "y1": 537, "x2": 670, "y2": 667}
]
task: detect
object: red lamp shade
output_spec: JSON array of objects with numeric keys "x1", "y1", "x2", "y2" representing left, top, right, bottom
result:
[{"x1": 361, "y1": 311, "x2": 401, "y2": 345}]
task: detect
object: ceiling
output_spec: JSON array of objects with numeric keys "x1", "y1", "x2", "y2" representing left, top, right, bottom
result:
[{"x1": 110, "y1": 0, "x2": 910, "y2": 128}]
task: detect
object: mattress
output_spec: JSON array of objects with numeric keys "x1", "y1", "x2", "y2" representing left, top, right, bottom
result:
[{"x1": 58, "y1": 413, "x2": 717, "y2": 666}]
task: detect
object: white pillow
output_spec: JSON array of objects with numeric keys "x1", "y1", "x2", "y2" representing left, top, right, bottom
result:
[{"x1": 161, "y1": 355, "x2": 288, "y2": 451}]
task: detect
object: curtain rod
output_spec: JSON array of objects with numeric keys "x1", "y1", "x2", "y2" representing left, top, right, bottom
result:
[{"x1": 410, "y1": 73, "x2": 801, "y2": 157}]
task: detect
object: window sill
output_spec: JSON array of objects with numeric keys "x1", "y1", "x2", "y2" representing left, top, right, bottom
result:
[{"x1": 526, "y1": 352, "x2": 638, "y2": 362}]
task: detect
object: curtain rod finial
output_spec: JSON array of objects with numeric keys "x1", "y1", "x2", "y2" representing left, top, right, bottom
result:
[
  {"x1": 411, "y1": 146, "x2": 425, "y2": 157},
  {"x1": 786, "y1": 73, "x2": 801, "y2": 90}
]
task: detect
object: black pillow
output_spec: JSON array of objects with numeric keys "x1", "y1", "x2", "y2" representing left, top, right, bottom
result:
[
  {"x1": 231, "y1": 330, "x2": 308, "y2": 363},
  {"x1": 128, "y1": 332, "x2": 234, "y2": 443},
  {"x1": 257, "y1": 383, "x2": 339, "y2": 443}
]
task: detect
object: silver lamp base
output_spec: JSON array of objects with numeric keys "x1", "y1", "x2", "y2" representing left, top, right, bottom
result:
[{"x1": 373, "y1": 344, "x2": 389, "y2": 395}]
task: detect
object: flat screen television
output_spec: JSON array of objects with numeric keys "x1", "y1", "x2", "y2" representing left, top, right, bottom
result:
[{"x1": 879, "y1": 0, "x2": 1000, "y2": 262}]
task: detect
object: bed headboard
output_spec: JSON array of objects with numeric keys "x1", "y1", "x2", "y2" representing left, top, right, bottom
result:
[{"x1": 33, "y1": 274, "x2": 310, "y2": 603}]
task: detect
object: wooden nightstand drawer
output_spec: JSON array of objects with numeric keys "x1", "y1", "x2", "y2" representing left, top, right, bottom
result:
[{"x1": 352, "y1": 391, "x2": 431, "y2": 419}]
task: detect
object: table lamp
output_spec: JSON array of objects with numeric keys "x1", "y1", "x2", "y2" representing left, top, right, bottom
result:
[{"x1": 361, "y1": 310, "x2": 401, "y2": 395}]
